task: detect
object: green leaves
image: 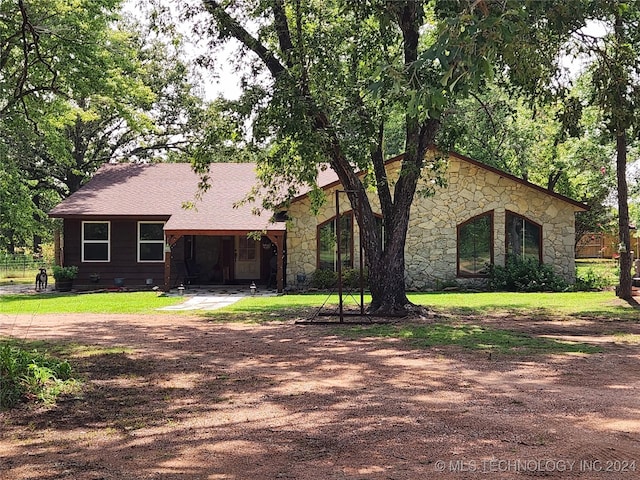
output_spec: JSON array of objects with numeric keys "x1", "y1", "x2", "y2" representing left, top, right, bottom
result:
[{"x1": 0, "y1": 342, "x2": 76, "y2": 408}]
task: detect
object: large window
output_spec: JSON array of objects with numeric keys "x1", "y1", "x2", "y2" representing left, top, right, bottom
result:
[
  {"x1": 317, "y1": 213, "x2": 353, "y2": 271},
  {"x1": 506, "y1": 212, "x2": 542, "y2": 262},
  {"x1": 82, "y1": 221, "x2": 110, "y2": 262},
  {"x1": 138, "y1": 222, "x2": 165, "y2": 262},
  {"x1": 458, "y1": 212, "x2": 493, "y2": 276}
]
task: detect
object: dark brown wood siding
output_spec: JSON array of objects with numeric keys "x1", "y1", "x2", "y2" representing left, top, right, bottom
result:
[{"x1": 62, "y1": 218, "x2": 168, "y2": 290}]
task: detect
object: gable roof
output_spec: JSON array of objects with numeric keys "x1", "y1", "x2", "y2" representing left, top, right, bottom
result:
[
  {"x1": 290, "y1": 150, "x2": 588, "y2": 212},
  {"x1": 49, "y1": 150, "x2": 587, "y2": 234},
  {"x1": 48, "y1": 162, "x2": 285, "y2": 233}
]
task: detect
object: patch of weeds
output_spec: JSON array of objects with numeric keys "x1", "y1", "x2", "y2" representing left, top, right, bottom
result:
[
  {"x1": 0, "y1": 340, "x2": 80, "y2": 409},
  {"x1": 339, "y1": 323, "x2": 602, "y2": 355},
  {"x1": 60, "y1": 344, "x2": 134, "y2": 358},
  {"x1": 611, "y1": 333, "x2": 640, "y2": 344}
]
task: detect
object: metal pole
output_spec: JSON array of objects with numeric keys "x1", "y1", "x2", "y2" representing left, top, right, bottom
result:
[
  {"x1": 335, "y1": 190, "x2": 343, "y2": 322},
  {"x1": 359, "y1": 195, "x2": 364, "y2": 315}
]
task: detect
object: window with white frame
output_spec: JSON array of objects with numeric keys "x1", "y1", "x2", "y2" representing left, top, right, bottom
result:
[
  {"x1": 238, "y1": 236, "x2": 257, "y2": 261},
  {"x1": 82, "y1": 221, "x2": 110, "y2": 262},
  {"x1": 138, "y1": 222, "x2": 165, "y2": 262}
]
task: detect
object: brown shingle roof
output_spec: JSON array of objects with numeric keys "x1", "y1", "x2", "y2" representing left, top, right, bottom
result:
[{"x1": 48, "y1": 162, "x2": 286, "y2": 232}]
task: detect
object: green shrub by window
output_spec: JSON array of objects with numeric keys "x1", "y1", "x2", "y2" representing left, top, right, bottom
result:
[
  {"x1": 488, "y1": 257, "x2": 568, "y2": 292},
  {"x1": 310, "y1": 269, "x2": 338, "y2": 289}
]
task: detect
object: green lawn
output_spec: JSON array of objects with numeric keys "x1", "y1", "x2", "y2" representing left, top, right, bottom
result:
[
  {"x1": 1, "y1": 288, "x2": 636, "y2": 321},
  {"x1": 341, "y1": 323, "x2": 603, "y2": 355},
  {"x1": 203, "y1": 289, "x2": 638, "y2": 322},
  {"x1": 0, "y1": 291, "x2": 184, "y2": 314},
  {"x1": 0, "y1": 269, "x2": 40, "y2": 285},
  {"x1": 575, "y1": 258, "x2": 620, "y2": 287}
]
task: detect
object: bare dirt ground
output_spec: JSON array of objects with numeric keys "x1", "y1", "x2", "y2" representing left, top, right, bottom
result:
[{"x1": 1, "y1": 310, "x2": 640, "y2": 480}]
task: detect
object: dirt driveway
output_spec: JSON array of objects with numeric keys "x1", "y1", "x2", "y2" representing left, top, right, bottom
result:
[{"x1": 1, "y1": 312, "x2": 639, "y2": 479}]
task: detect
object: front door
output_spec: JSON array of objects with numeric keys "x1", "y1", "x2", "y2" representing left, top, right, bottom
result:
[{"x1": 235, "y1": 236, "x2": 261, "y2": 280}]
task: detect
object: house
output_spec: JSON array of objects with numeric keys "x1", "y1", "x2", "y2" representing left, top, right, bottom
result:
[
  {"x1": 48, "y1": 152, "x2": 587, "y2": 292},
  {"x1": 48, "y1": 163, "x2": 286, "y2": 292}
]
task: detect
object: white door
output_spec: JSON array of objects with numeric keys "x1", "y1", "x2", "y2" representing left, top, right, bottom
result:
[{"x1": 235, "y1": 236, "x2": 261, "y2": 280}]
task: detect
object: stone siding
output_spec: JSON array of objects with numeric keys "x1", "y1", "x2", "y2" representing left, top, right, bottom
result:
[{"x1": 285, "y1": 155, "x2": 582, "y2": 290}]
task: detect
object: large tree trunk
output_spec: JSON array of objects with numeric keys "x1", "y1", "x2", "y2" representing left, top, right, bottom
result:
[
  {"x1": 368, "y1": 249, "x2": 411, "y2": 314},
  {"x1": 203, "y1": 0, "x2": 438, "y2": 315},
  {"x1": 615, "y1": 132, "x2": 632, "y2": 300}
]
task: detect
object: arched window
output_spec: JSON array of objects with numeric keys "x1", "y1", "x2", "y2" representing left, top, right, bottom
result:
[
  {"x1": 317, "y1": 213, "x2": 353, "y2": 271},
  {"x1": 457, "y1": 212, "x2": 493, "y2": 277},
  {"x1": 506, "y1": 211, "x2": 542, "y2": 262}
]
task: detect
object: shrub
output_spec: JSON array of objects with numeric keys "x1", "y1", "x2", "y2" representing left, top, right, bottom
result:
[
  {"x1": 573, "y1": 267, "x2": 609, "y2": 291},
  {"x1": 52, "y1": 265, "x2": 79, "y2": 281},
  {"x1": 310, "y1": 269, "x2": 338, "y2": 289},
  {"x1": 0, "y1": 343, "x2": 75, "y2": 409},
  {"x1": 488, "y1": 257, "x2": 568, "y2": 292},
  {"x1": 342, "y1": 267, "x2": 368, "y2": 289},
  {"x1": 309, "y1": 268, "x2": 368, "y2": 290}
]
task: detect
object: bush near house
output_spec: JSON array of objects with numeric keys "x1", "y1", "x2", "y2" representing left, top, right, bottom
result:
[{"x1": 488, "y1": 257, "x2": 569, "y2": 292}]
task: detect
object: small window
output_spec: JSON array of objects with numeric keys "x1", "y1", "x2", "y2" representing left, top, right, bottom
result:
[
  {"x1": 82, "y1": 221, "x2": 110, "y2": 262},
  {"x1": 238, "y1": 236, "x2": 257, "y2": 261},
  {"x1": 458, "y1": 212, "x2": 493, "y2": 276},
  {"x1": 506, "y1": 212, "x2": 542, "y2": 262},
  {"x1": 317, "y1": 213, "x2": 353, "y2": 271},
  {"x1": 138, "y1": 222, "x2": 165, "y2": 262}
]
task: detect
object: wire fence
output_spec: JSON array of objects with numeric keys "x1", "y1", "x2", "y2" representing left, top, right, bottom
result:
[{"x1": 0, "y1": 254, "x2": 49, "y2": 279}]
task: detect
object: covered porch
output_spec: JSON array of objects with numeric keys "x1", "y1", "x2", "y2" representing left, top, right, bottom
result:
[{"x1": 163, "y1": 229, "x2": 286, "y2": 293}]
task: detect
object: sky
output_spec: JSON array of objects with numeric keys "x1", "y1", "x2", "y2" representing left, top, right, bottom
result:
[{"x1": 122, "y1": 0, "x2": 243, "y2": 101}]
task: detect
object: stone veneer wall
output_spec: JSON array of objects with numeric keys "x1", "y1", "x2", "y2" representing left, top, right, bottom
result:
[{"x1": 285, "y1": 155, "x2": 582, "y2": 290}]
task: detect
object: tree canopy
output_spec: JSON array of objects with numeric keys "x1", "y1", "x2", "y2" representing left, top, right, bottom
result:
[{"x1": 0, "y1": 0, "x2": 205, "y2": 251}]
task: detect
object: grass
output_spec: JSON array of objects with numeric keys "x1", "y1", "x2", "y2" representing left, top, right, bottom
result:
[
  {"x1": 1, "y1": 288, "x2": 636, "y2": 320},
  {"x1": 0, "y1": 337, "x2": 131, "y2": 409},
  {"x1": 575, "y1": 258, "x2": 620, "y2": 288},
  {"x1": 0, "y1": 269, "x2": 40, "y2": 285},
  {"x1": 0, "y1": 338, "x2": 80, "y2": 408},
  {"x1": 341, "y1": 323, "x2": 602, "y2": 355},
  {"x1": 1, "y1": 287, "x2": 636, "y2": 359},
  {"x1": 0, "y1": 338, "x2": 133, "y2": 358},
  {"x1": 0, "y1": 291, "x2": 184, "y2": 314},
  {"x1": 201, "y1": 290, "x2": 638, "y2": 322},
  {"x1": 406, "y1": 291, "x2": 637, "y2": 320}
]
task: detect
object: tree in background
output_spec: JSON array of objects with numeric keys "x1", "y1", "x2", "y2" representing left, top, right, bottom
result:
[
  {"x1": 436, "y1": 0, "x2": 639, "y2": 300},
  {"x1": 1, "y1": 0, "x2": 122, "y2": 251},
  {"x1": 438, "y1": 81, "x2": 617, "y2": 248},
  {"x1": 582, "y1": 1, "x2": 640, "y2": 299},
  {"x1": 1, "y1": 1, "x2": 205, "y2": 251}
]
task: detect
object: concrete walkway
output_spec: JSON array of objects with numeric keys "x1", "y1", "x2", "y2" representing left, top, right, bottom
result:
[
  {"x1": 158, "y1": 295, "x2": 245, "y2": 311},
  {"x1": 158, "y1": 285, "x2": 278, "y2": 311}
]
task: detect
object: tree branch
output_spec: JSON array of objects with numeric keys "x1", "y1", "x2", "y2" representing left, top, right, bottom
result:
[
  {"x1": 202, "y1": 1, "x2": 287, "y2": 79},
  {"x1": 371, "y1": 121, "x2": 394, "y2": 221}
]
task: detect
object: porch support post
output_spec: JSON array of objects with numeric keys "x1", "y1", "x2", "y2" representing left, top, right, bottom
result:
[
  {"x1": 164, "y1": 234, "x2": 182, "y2": 292},
  {"x1": 267, "y1": 232, "x2": 285, "y2": 293}
]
